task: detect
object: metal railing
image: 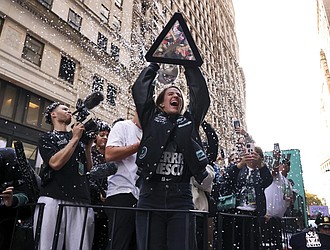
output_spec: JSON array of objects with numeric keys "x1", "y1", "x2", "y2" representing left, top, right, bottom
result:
[
  {"x1": 8, "y1": 204, "x2": 302, "y2": 250},
  {"x1": 10, "y1": 203, "x2": 208, "y2": 250},
  {"x1": 216, "y1": 212, "x2": 300, "y2": 250}
]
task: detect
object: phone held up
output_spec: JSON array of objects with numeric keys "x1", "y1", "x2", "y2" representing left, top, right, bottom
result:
[
  {"x1": 274, "y1": 143, "x2": 280, "y2": 152},
  {"x1": 246, "y1": 142, "x2": 255, "y2": 154},
  {"x1": 233, "y1": 119, "x2": 240, "y2": 129}
]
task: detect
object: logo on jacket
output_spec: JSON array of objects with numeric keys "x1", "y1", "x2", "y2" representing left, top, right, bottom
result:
[
  {"x1": 139, "y1": 146, "x2": 148, "y2": 159},
  {"x1": 196, "y1": 150, "x2": 207, "y2": 162},
  {"x1": 57, "y1": 138, "x2": 68, "y2": 147},
  {"x1": 154, "y1": 114, "x2": 167, "y2": 124},
  {"x1": 305, "y1": 231, "x2": 321, "y2": 247}
]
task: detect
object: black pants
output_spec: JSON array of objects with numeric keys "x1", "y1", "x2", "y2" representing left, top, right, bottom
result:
[
  {"x1": 92, "y1": 209, "x2": 108, "y2": 250},
  {"x1": 104, "y1": 193, "x2": 137, "y2": 250},
  {"x1": 136, "y1": 182, "x2": 196, "y2": 250}
]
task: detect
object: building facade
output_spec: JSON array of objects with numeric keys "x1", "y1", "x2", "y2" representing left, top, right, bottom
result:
[
  {"x1": 0, "y1": 0, "x2": 246, "y2": 171},
  {"x1": 318, "y1": 0, "x2": 330, "y2": 205},
  {"x1": 317, "y1": 0, "x2": 330, "y2": 204}
]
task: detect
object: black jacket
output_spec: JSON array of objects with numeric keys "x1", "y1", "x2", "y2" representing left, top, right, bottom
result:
[
  {"x1": 220, "y1": 163, "x2": 272, "y2": 217},
  {"x1": 132, "y1": 63, "x2": 210, "y2": 184}
]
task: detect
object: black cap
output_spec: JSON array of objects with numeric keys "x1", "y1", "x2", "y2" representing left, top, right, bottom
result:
[{"x1": 315, "y1": 215, "x2": 330, "y2": 229}]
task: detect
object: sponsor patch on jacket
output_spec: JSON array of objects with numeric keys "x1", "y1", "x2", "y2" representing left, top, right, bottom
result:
[
  {"x1": 196, "y1": 150, "x2": 207, "y2": 161},
  {"x1": 139, "y1": 146, "x2": 148, "y2": 159},
  {"x1": 154, "y1": 114, "x2": 167, "y2": 124}
]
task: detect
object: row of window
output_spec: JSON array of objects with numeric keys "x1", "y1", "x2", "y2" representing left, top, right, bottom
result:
[
  {"x1": 0, "y1": 80, "x2": 52, "y2": 131},
  {"x1": 39, "y1": 0, "x2": 123, "y2": 11},
  {"x1": 0, "y1": 76, "x2": 117, "y2": 133},
  {"x1": 67, "y1": 8, "x2": 122, "y2": 32},
  {"x1": 37, "y1": 0, "x2": 123, "y2": 60},
  {"x1": 38, "y1": 0, "x2": 123, "y2": 32},
  {"x1": 19, "y1": 32, "x2": 117, "y2": 106},
  {"x1": 22, "y1": 30, "x2": 119, "y2": 68}
]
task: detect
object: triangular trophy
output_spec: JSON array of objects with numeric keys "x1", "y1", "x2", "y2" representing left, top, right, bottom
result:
[{"x1": 145, "y1": 12, "x2": 203, "y2": 66}]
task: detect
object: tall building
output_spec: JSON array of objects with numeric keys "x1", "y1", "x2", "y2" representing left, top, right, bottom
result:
[
  {"x1": 318, "y1": 0, "x2": 330, "y2": 205},
  {"x1": 0, "y1": 0, "x2": 245, "y2": 171}
]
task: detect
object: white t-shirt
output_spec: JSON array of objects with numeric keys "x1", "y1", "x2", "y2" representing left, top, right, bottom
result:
[
  {"x1": 265, "y1": 172, "x2": 292, "y2": 218},
  {"x1": 106, "y1": 120, "x2": 142, "y2": 200}
]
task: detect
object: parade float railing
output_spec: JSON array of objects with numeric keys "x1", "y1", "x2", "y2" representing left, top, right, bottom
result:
[{"x1": 9, "y1": 204, "x2": 302, "y2": 250}]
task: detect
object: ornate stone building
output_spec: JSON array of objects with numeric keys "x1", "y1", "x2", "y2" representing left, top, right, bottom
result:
[
  {"x1": 0, "y1": 0, "x2": 245, "y2": 170},
  {"x1": 318, "y1": 0, "x2": 330, "y2": 205}
]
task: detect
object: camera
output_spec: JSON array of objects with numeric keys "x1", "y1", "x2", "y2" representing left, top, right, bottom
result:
[{"x1": 72, "y1": 91, "x2": 104, "y2": 144}]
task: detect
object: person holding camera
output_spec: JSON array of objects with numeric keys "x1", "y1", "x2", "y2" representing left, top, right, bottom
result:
[
  {"x1": 34, "y1": 102, "x2": 95, "y2": 250},
  {"x1": 219, "y1": 145, "x2": 272, "y2": 249},
  {"x1": 132, "y1": 62, "x2": 210, "y2": 250}
]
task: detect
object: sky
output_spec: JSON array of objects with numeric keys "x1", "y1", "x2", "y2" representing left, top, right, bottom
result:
[{"x1": 232, "y1": 1, "x2": 326, "y2": 199}]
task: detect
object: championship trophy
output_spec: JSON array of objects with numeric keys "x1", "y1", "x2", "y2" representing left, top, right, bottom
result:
[{"x1": 145, "y1": 12, "x2": 203, "y2": 67}]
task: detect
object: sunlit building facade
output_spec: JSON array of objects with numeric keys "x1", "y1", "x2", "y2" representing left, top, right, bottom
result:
[
  {"x1": 318, "y1": 0, "x2": 330, "y2": 205},
  {"x1": 0, "y1": 0, "x2": 245, "y2": 170}
]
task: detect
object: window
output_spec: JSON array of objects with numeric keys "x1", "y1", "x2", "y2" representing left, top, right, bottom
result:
[
  {"x1": 92, "y1": 75, "x2": 104, "y2": 92},
  {"x1": 26, "y1": 95, "x2": 41, "y2": 126},
  {"x1": 1, "y1": 84, "x2": 17, "y2": 118},
  {"x1": 97, "y1": 32, "x2": 108, "y2": 51},
  {"x1": 100, "y1": 4, "x2": 109, "y2": 23},
  {"x1": 115, "y1": 0, "x2": 123, "y2": 8},
  {"x1": 110, "y1": 43, "x2": 120, "y2": 61},
  {"x1": 68, "y1": 9, "x2": 82, "y2": 31},
  {"x1": 22, "y1": 35, "x2": 44, "y2": 66},
  {"x1": 0, "y1": 17, "x2": 4, "y2": 36},
  {"x1": 0, "y1": 80, "x2": 53, "y2": 131},
  {"x1": 141, "y1": 2, "x2": 147, "y2": 15},
  {"x1": 112, "y1": 16, "x2": 121, "y2": 31},
  {"x1": 38, "y1": 0, "x2": 53, "y2": 9},
  {"x1": 58, "y1": 55, "x2": 76, "y2": 84},
  {"x1": 106, "y1": 84, "x2": 117, "y2": 106}
]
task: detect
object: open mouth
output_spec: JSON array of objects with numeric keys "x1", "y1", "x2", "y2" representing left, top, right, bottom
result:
[{"x1": 170, "y1": 100, "x2": 179, "y2": 107}]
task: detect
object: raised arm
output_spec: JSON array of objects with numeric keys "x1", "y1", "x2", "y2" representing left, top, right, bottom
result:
[
  {"x1": 201, "y1": 121, "x2": 219, "y2": 163},
  {"x1": 132, "y1": 63, "x2": 160, "y2": 126},
  {"x1": 184, "y1": 66, "x2": 210, "y2": 127}
]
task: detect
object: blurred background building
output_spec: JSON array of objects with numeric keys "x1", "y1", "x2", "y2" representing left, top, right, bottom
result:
[
  {"x1": 0, "y1": 0, "x2": 246, "y2": 172},
  {"x1": 318, "y1": 0, "x2": 330, "y2": 206}
]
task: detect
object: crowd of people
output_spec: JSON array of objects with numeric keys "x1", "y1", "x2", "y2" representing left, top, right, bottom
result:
[{"x1": 1, "y1": 62, "x2": 330, "y2": 250}]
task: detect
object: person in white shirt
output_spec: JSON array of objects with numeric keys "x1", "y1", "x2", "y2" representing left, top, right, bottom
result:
[
  {"x1": 104, "y1": 111, "x2": 141, "y2": 250},
  {"x1": 264, "y1": 151, "x2": 293, "y2": 248}
]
